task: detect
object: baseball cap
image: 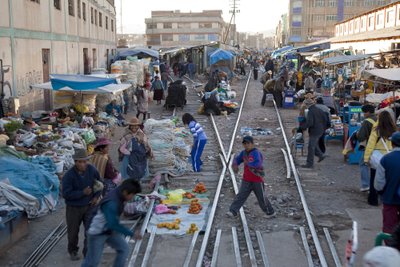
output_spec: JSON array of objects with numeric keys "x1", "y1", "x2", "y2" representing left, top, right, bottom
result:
[
  {"x1": 242, "y1": 136, "x2": 254, "y2": 144},
  {"x1": 390, "y1": 131, "x2": 400, "y2": 147}
]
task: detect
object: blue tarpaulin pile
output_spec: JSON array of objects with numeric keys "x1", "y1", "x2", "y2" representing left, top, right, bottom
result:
[
  {"x1": 209, "y1": 49, "x2": 234, "y2": 65},
  {"x1": 0, "y1": 149, "x2": 60, "y2": 218}
]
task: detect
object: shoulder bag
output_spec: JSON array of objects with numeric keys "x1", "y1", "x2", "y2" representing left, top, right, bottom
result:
[{"x1": 369, "y1": 138, "x2": 389, "y2": 169}]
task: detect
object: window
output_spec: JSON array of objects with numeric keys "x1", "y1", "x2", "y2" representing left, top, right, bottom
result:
[
  {"x1": 68, "y1": 0, "x2": 74, "y2": 16},
  {"x1": 391, "y1": 42, "x2": 400, "y2": 50},
  {"x1": 293, "y1": 1, "x2": 302, "y2": 8},
  {"x1": 377, "y1": 0, "x2": 386, "y2": 5},
  {"x1": 326, "y1": 15, "x2": 337, "y2": 21},
  {"x1": 54, "y1": 0, "x2": 61, "y2": 10},
  {"x1": 292, "y1": 15, "x2": 302, "y2": 22},
  {"x1": 82, "y1": 2, "x2": 86, "y2": 21},
  {"x1": 163, "y1": 22, "x2": 172, "y2": 29},
  {"x1": 387, "y1": 10, "x2": 394, "y2": 23},
  {"x1": 355, "y1": 20, "x2": 359, "y2": 30},
  {"x1": 162, "y1": 35, "x2": 173, "y2": 41},
  {"x1": 313, "y1": 15, "x2": 324, "y2": 21},
  {"x1": 364, "y1": 0, "x2": 376, "y2": 6},
  {"x1": 194, "y1": 34, "x2": 206, "y2": 40},
  {"x1": 92, "y1": 48, "x2": 97, "y2": 69},
  {"x1": 208, "y1": 34, "x2": 218, "y2": 41},
  {"x1": 344, "y1": 0, "x2": 354, "y2": 7},
  {"x1": 147, "y1": 23, "x2": 156, "y2": 29},
  {"x1": 314, "y1": 0, "x2": 325, "y2": 7},
  {"x1": 291, "y1": 28, "x2": 301, "y2": 36},
  {"x1": 377, "y1": 13, "x2": 383, "y2": 25},
  {"x1": 199, "y1": 23, "x2": 212, "y2": 28},
  {"x1": 178, "y1": 23, "x2": 190, "y2": 29},
  {"x1": 99, "y1": 12, "x2": 102, "y2": 27},
  {"x1": 91, "y1": 7, "x2": 93, "y2": 24},
  {"x1": 368, "y1": 16, "x2": 374, "y2": 27},
  {"x1": 106, "y1": 16, "x2": 108, "y2": 29},
  {"x1": 94, "y1": 10, "x2": 97, "y2": 25},
  {"x1": 361, "y1": 17, "x2": 365, "y2": 28},
  {"x1": 111, "y1": 19, "x2": 114, "y2": 32},
  {"x1": 77, "y1": 0, "x2": 81, "y2": 18},
  {"x1": 328, "y1": 0, "x2": 336, "y2": 7},
  {"x1": 30, "y1": 0, "x2": 40, "y2": 4},
  {"x1": 148, "y1": 35, "x2": 160, "y2": 45},
  {"x1": 349, "y1": 22, "x2": 353, "y2": 31}
]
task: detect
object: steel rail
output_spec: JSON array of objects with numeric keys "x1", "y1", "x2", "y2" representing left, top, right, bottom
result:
[
  {"x1": 182, "y1": 230, "x2": 200, "y2": 267},
  {"x1": 323, "y1": 227, "x2": 342, "y2": 267},
  {"x1": 256, "y1": 230, "x2": 271, "y2": 267},
  {"x1": 210, "y1": 114, "x2": 228, "y2": 161},
  {"x1": 195, "y1": 154, "x2": 227, "y2": 267},
  {"x1": 232, "y1": 227, "x2": 243, "y2": 267},
  {"x1": 228, "y1": 154, "x2": 257, "y2": 267},
  {"x1": 210, "y1": 230, "x2": 222, "y2": 267},
  {"x1": 273, "y1": 100, "x2": 328, "y2": 267},
  {"x1": 300, "y1": 226, "x2": 314, "y2": 267},
  {"x1": 280, "y1": 148, "x2": 291, "y2": 179},
  {"x1": 141, "y1": 226, "x2": 157, "y2": 267},
  {"x1": 127, "y1": 179, "x2": 160, "y2": 267},
  {"x1": 227, "y1": 71, "x2": 252, "y2": 158}
]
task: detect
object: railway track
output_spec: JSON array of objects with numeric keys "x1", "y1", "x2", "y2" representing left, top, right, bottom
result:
[{"x1": 22, "y1": 70, "x2": 344, "y2": 267}]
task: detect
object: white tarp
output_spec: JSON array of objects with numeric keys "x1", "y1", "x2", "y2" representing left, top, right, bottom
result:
[
  {"x1": 363, "y1": 68, "x2": 400, "y2": 81},
  {"x1": 31, "y1": 82, "x2": 132, "y2": 95},
  {"x1": 366, "y1": 91, "x2": 400, "y2": 103},
  {"x1": 323, "y1": 54, "x2": 374, "y2": 65}
]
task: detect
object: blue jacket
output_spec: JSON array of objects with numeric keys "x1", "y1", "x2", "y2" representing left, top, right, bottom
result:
[
  {"x1": 375, "y1": 148, "x2": 400, "y2": 205},
  {"x1": 88, "y1": 187, "x2": 133, "y2": 236},
  {"x1": 62, "y1": 164, "x2": 101, "y2": 207},
  {"x1": 189, "y1": 121, "x2": 207, "y2": 142},
  {"x1": 105, "y1": 103, "x2": 122, "y2": 115}
]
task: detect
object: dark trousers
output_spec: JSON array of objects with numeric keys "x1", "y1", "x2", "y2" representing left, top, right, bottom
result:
[
  {"x1": 229, "y1": 180, "x2": 274, "y2": 215},
  {"x1": 261, "y1": 90, "x2": 268, "y2": 106},
  {"x1": 318, "y1": 134, "x2": 326, "y2": 154},
  {"x1": 253, "y1": 69, "x2": 258, "y2": 80},
  {"x1": 66, "y1": 205, "x2": 94, "y2": 255},
  {"x1": 307, "y1": 134, "x2": 324, "y2": 166},
  {"x1": 272, "y1": 91, "x2": 283, "y2": 107},
  {"x1": 382, "y1": 204, "x2": 400, "y2": 233},
  {"x1": 240, "y1": 67, "x2": 246, "y2": 75},
  {"x1": 368, "y1": 168, "x2": 379, "y2": 206}
]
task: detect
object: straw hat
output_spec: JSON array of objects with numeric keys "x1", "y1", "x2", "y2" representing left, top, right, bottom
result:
[
  {"x1": 73, "y1": 149, "x2": 92, "y2": 161},
  {"x1": 126, "y1": 117, "x2": 141, "y2": 126}
]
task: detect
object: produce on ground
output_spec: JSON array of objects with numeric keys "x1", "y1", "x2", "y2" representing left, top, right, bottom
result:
[
  {"x1": 188, "y1": 199, "x2": 202, "y2": 214},
  {"x1": 193, "y1": 182, "x2": 207, "y2": 194},
  {"x1": 186, "y1": 223, "x2": 199, "y2": 234},
  {"x1": 157, "y1": 219, "x2": 181, "y2": 230}
]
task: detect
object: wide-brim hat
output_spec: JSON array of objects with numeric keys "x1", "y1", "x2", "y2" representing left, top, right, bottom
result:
[
  {"x1": 95, "y1": 138, "x2": 112, "y2": 148},
  {"x1": 126, "y1": 117, "x2": 141, "y2": 126},
  {"x1": 73, "y1": 149, "x2": 92, "y2": 161}
]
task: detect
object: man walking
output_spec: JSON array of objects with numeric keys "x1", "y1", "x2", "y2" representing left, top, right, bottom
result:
[
  {"x1": 357, "y1": 104, "x2": 377, "y2": 192},
  {"x1": 273, "y1": 76, "x2": 285, "y2": 108},
  {"x1": 62, "y1": 149, "x2": 102, "y2": 261},
  {"x1": 300, "y1": 99, "x2": 328, "y2": 168},
  {"x1": 227, "y1": 136, "x2": 275, "y2": 218},
  {"x1": 375, "y1": 132, "x2": 400, "y2": 235},
  {"x1": 81, "y1": 179, "x2": 142, "y2": 267},
  {"x1": 239, "y1": 59, "x2": 246, "y2": 76}
]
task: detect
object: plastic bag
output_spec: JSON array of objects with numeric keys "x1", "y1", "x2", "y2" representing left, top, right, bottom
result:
[
  {"x1": 81, "y1": 129, "x2": 96, "y2": 145},
  {"x1": 167, "y1": 189, "x2": 186, "y2": 203}
]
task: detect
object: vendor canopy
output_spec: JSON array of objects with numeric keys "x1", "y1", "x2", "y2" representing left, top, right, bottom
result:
[
  {"x1": 209, "y1": 49, "x2": 234, "y2": 65},
  {"x1": 271, "y1": 46, "x2": 293, "y2": 59},
  {"x1": 50, "y1": 74, "x2": 117, "y2": 90},
  {"x1": 116, "y1": 47, "x2": 159, "y2": 60},
  {"x1": 363, "y1": 68, "x2": 400, "y2": 81},
  {"x1": 323, "y1": 54, "x2": 373, "y2": 65}
]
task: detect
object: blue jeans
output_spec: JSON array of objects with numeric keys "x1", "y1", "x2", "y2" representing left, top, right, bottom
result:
[
  {"x1": 191, "y1": 139, "x2": 207, "y2": 172},
  {"x1": 81, "y1": 232, "x2": 129, "y2": 267},
  {"x1": 359, "y1": 151, "x2": 370, "y2": 188}
]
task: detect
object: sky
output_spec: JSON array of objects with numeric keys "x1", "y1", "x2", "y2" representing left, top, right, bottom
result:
[{"x1": 115, "y1": 0, "x2": 289, "y2": 36}]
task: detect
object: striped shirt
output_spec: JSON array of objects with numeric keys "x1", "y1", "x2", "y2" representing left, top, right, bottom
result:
[{"x1": 188, "y1": 121, "x2": 207, "y2": 141}]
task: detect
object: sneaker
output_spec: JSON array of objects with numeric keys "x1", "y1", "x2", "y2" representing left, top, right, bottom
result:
[
  {"x1": 264, "y1": 211, "x2": 276, "y2": 219},
  {"x1": 69, "y1": 252, "x2": 80, "y2": 261},
  {"x1": 318, "y1": 155, "x2": 327, "y2": 163},
  {"x1": 226, "y1": 211, "x2": 237, "y2": 218},
  {"x1": 360, "y1": 187, "x2": 370, "y2": 192}
]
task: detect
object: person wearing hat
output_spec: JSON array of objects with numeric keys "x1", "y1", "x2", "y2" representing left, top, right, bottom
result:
[
  {"x1": 62, "y1": 149, "x2": 103, "y2": 261},
  {"x1": 375, "y1": 131, "x2": 400, "y2": 235},
  {"x1": 226, "y1": 136, "x2": 275, "y2": 218},
  {"x1": 151, "y1": 75, "x2": 165, "y2": 105},
  {"x1": 119, "y1": 117, "x2": 152, "y2": 180},
  {"x1": 91, "y1": 138, "x2": 121, "y2": 196}
]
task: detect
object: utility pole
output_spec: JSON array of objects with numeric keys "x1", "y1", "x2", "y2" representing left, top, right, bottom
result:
[
  {"x1": 120, "y1": 0, "x2": 123, "y2": 34},
  {"x1": 224, "y1": 0, "x2": 240, "y2": 45}
]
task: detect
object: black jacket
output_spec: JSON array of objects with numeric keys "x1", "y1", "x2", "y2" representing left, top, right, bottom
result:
[{"x1": 302, "y1": 104, "x2": 328, "y2": 136}]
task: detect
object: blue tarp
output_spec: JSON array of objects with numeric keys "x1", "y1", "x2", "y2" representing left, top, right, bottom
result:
[
  {"x1": 271, "y1": 46, "x2": 294, "y2": 58},
  {"x1": 116, "y1": 48, "x2": 159, "y2": 60},
  {"x1": 296, "y1": 42, "x2": 330, "y2": 53},
  {"x1": 50, "y1": 74, "x2": 117, "y2": 90},
  {"x1": 209, "y1": 49, "x2": 234, "y2": 65}
]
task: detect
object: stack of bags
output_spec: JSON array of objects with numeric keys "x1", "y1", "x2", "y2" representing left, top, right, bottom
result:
[
  {"x1": 115, "y1": 60, "x2": 145, "y2": 88},
  {"x1": 145, "y1": 119, "x2": 192, "y2": 175}
]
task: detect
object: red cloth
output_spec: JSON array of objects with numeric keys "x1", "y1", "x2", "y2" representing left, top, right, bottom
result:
[
  {"x1": 382, "y1": 204, "x2": 400, "y2": 234},
  {"x1": 242, "y1": 164, "x2": 264, "y2": 183}
]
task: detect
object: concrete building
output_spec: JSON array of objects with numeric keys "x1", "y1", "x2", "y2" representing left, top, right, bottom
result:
[
  {"x1": 332, "y1": 1, "x2": 400, "y2": 53},
  {"x1": 287, "y1": 0, "x2": 392, "y2": 46},
  {"x1": 0, "y1": 0, "x2": 117, "y2": 112},
  {"x1": 117, "y1": 34, "x2": 147, "y2": 48},
  {"x1": 275, "y1": 14, "x2": 289, "y2": 48},
  {"x1": 145, "y1": 10, "x2": 227, "y2": 47}
]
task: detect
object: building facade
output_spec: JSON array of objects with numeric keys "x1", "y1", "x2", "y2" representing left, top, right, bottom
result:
[
  {"x1": 117, "y1": 34, "x2": 147, "y2": 48},
  {"x1": 288, "y1": 0, "x2": 393, "y2": 46},
  {"x1": 275, "y1": 14, "x2": 289, "y2": 48},
  {"x1": 332, "y1": 1, "x2": 400, "y2": 53},
  {"x1": 145, "y1": 10, "x2": 227, "y2": 47},
  {"x1": 0, "y1": 0, "x2": 117, "y2": 112}
]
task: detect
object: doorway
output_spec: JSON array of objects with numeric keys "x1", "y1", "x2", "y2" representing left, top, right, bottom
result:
[
  {"x1": 92, "y1": 48, "x2": 97, "y2": 70},
  {"x1": 42, "y1": 49, "x2": 52, "y2": 110},
  {"x1": 83, "y1": 48, "x2": 89, "y2": 74}
]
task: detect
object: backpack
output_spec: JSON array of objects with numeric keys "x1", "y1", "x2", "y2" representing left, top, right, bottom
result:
[{"x1": 127, "y1": 137, "x2": 147, "y2": 180}]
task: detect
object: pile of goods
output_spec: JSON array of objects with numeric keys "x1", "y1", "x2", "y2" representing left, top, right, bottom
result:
[
  {"x1": 183, "y1": 192, "x2": 196, "y2": 199},
  {"x1": 188, "y1": 199, "x2": 202, "y2": 214},
  {"x1": 193, "y1": 182, "x2": 207, "y2": 194},
  {"x1": 157, "y1": 219, "x2": 181, "y2": 230},
  {"x1": 186, "y1": 223, "x2": 199, "y2": 234},
  {"x1": 111, "y1": 60, "x2": 145, "y2": 87},
  {"x1": 144, "y1": 119, "x2": 192, "y2": 175}
]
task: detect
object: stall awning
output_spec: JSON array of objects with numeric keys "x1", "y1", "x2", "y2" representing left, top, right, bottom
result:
[
  {"x1": 116, "y1": 47, "x2": 159, "y2": 60},
  {"x1": 296, "y1": 42, "x2": 331, "y2": 53},
  {"x1": 323, "y1": 54, "x2": 374, "y2": 65},
  {"x1": 363, "y1": 68, "x2": 400, "y2": 81}
]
